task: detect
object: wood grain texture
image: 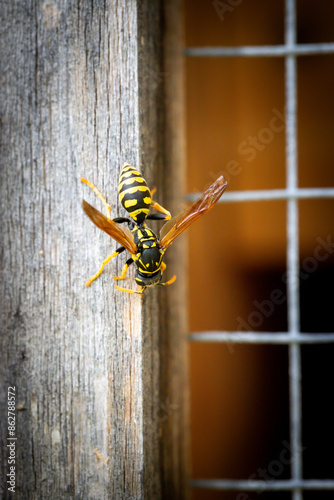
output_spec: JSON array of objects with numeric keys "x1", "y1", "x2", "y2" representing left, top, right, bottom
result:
[
  {"x1": 158, "y1": 3, "x2": 190, "y2": 498},
  {"x1": 0, "y1": 0, "x2": 188, "y2": 498}
]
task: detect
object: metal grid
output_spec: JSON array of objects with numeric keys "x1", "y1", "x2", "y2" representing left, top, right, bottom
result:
[{"x1": 185, "y1": 0, "x2": 334, "y2": 498}]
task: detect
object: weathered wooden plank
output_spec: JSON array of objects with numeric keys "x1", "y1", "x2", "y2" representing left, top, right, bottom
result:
[
  {"x1": 0, "y1": 0, "x2": 188, "y2": 498},
  {"x1": 158, "y1": 3, "x2": 190, "y2": 499}
]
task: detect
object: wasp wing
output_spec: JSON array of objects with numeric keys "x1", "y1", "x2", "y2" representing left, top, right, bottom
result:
[
  {"x1": 159, "y1": 175, "x2": 227, "y2": 251},
  {"x1": 82, "y1": 200, "x2": 137, "y2": 254}
]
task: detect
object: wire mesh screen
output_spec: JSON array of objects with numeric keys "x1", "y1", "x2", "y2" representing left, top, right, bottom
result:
[{"x1": 185, "y1": 0, "x2": 334, "y2": 498}]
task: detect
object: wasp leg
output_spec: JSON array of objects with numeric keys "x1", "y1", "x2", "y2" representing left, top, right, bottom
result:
[
  {"x1": 157, "y1": 261, "x2": 176, "y2": 287},
  {"x1": 147, "y1": 187, "x2": 171, "y2": 221},
  {"x1": 113, "y1": 217, "x2": 132, "y2": 225},
  {"x1": 114, "y1": 284, "x2": 146, "y2": 294},
  {"x1": 81, "y1": 177, "x2": 112, "y2": 219},
  {"x1": 113, "y1": 258, "x2": 134, "y2": 281},
  {"x1": 85, "y1": 246, "x2": 125, "y2": 287},
  {"x1": 158, "y1": 275, "x2": 177, "y2": 287},
  {"x1": 146, "y1": 213, "x2": 170, "y2": 221}
]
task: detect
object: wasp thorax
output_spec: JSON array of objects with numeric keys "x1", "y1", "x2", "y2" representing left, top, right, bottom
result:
[{"x1": 137, "y1": 245, "x2": 162, "y2": 273}]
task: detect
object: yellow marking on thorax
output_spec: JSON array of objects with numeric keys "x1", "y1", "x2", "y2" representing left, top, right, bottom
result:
[
  {"x1": 138, "y1": 266, "x2": 161, "y2": 274},
  {"x1": 140, "y1": 239, "x2": 156, "y2": 247}
]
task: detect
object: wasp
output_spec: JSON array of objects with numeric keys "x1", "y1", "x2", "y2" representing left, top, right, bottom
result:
[{"x1": 81, "y1": 163, "x2": 227, "y2": 294}]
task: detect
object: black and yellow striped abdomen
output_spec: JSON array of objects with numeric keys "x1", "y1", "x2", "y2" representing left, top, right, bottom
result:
[{"x1": 118, "y1": 163, "x2": 151, "y2": 225}]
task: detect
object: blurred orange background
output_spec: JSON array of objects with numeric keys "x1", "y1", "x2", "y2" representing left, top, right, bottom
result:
[{"x1": 184, "y1": 1, "x2": 334, "y2": 499}]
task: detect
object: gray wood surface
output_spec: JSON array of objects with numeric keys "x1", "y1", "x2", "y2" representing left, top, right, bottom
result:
[{"x1": 0, "y1": 1, "x2": 188, "y2": 498}]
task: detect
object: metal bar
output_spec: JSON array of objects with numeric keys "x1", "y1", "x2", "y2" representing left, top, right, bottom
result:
[
  {"x1": 186, "y1": 187, "x2": 334, "y2": 203},
  {"x1": 189, "y1": 332, "x2": 334, "y2": 344},
  {"x1": 285, "y1": 2, "x2": 303, "y2": 500},
  {"x1": 190, "y1": 479, "x2": 334, "y2": 491},
  {"x1": 184, "y1": 42, "x2": 334, "y2": 58}
]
